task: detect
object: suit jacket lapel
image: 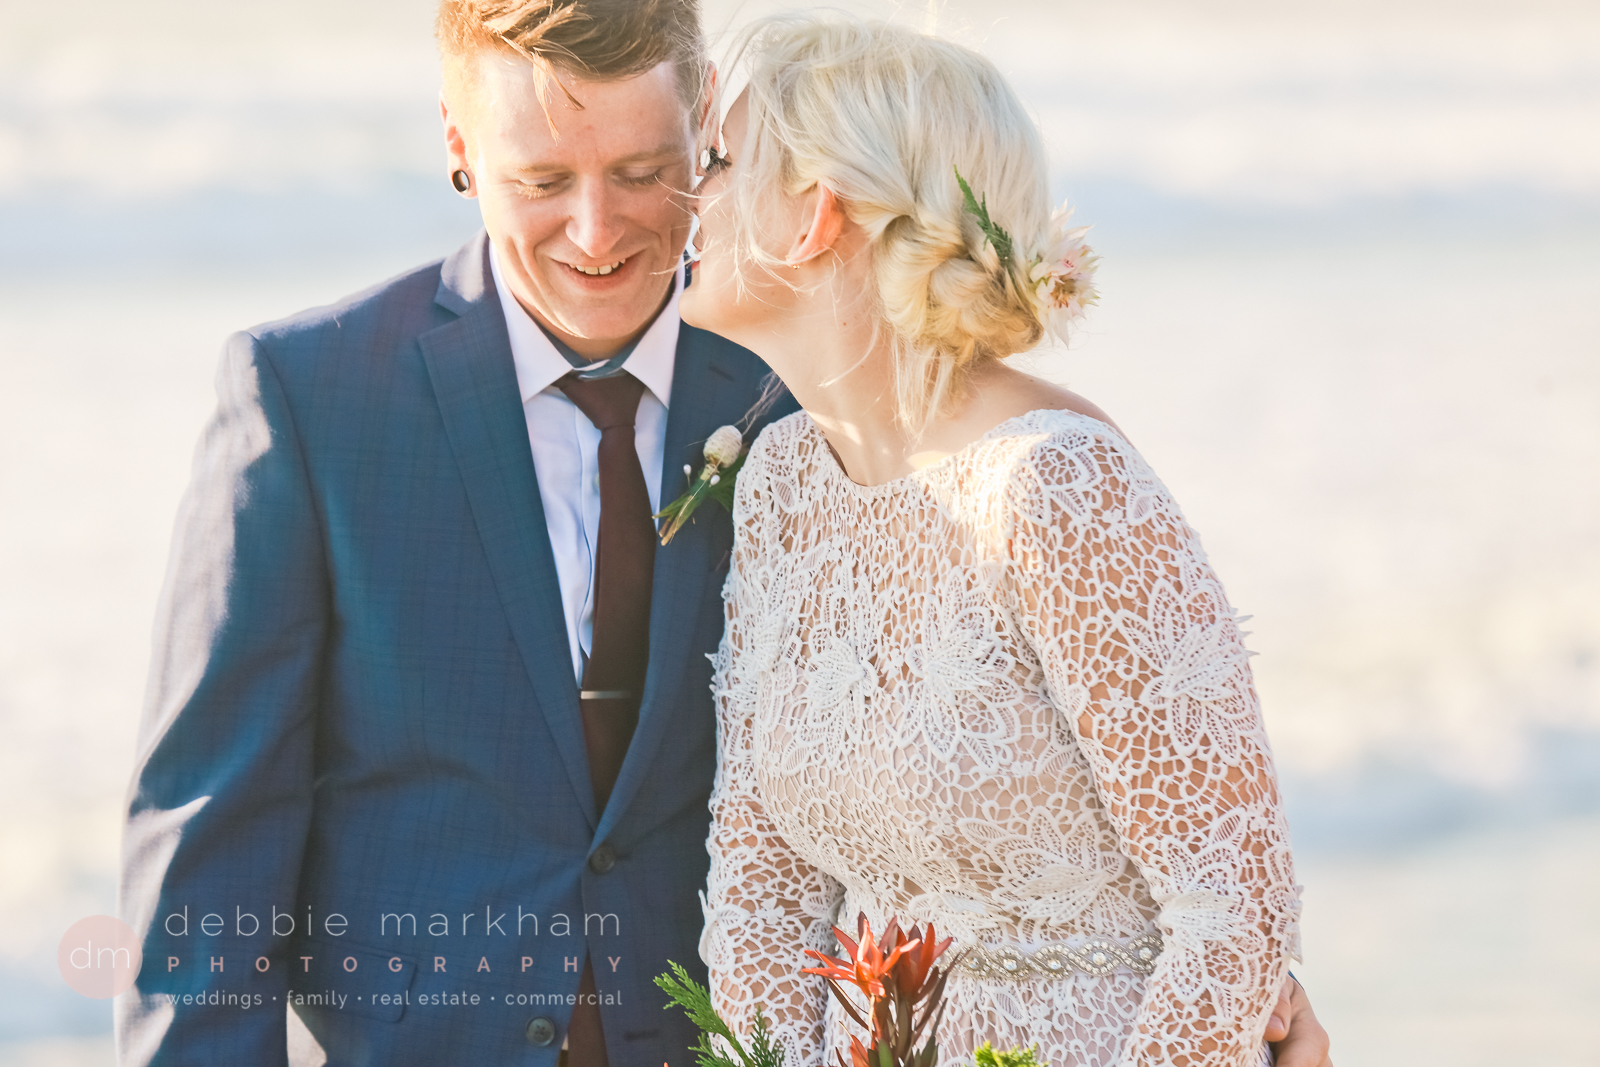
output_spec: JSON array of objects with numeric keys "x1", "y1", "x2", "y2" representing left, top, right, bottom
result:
[
  {"x1": 596, "y1": 327, "x2": 746, "y2": 842},
  {"x1": 417, "y1": 233, "x2": 597, "y2": 830}
]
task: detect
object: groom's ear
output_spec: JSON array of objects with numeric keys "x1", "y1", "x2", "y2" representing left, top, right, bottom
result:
[
  {"x1": 786, "y1": 184, "x2": 846, "y2": 266},
  {"x1": 440, "y1": 94, "x2": 475, "y2": 196}
]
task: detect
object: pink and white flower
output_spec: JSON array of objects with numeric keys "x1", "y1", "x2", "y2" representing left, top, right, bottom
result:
[{"x1": 1028, "y1": 203, "x2": 1100, "y2": 338}]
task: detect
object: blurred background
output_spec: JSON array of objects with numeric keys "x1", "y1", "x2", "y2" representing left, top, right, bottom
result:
[{"x1": 1, "y1": 0, "x2": 1596, "y2": 1063}]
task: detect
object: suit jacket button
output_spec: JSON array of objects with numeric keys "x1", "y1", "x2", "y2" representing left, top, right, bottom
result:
[
  {"x1": 588, "y1": 843, "x2": 617, "y2": 874},
  {"x1": 525, "y1": 1016, "x2": 557, "y2": 1046}
]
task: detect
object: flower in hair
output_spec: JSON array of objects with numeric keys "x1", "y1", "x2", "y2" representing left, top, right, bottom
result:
[
  {"x1": 1029, "y1": 201, "x2": 1100, "y2": 338},
  {"x1": 956, "y1": 167, "x2": 1099, "y2": 338}
]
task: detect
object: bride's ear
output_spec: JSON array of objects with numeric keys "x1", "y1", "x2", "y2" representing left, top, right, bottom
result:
[
  {"x1": 785, "y1": 184, "x2": 845, "y2": 267},
  {"x1": 696, "y1": 62, "x2": 719, "y2": 142}
]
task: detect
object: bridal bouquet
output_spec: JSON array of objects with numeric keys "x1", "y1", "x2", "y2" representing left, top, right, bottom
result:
[{"x1": 657, "y1": 914, "x2": 1044, "y2": 1067}]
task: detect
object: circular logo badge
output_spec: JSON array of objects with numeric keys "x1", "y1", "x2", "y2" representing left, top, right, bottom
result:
[{"x1": 58, "y1": 915, "x2": 141, "y2": 998}]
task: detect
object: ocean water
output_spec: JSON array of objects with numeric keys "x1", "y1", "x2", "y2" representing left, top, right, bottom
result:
[{"x1": 2, "y1": 0, "x2": 1598, "y2": 1063}]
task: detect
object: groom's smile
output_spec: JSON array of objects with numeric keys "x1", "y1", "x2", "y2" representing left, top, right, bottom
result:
[
  {"x1": 563, "y1": 257, "x2": 627, "y2": 277},
  {"x1": 552, "y1": 253, "x2": 641, "y2": 291},
  {"x1": 441, "y1": 53, "x2": 706, "y2": 361}
]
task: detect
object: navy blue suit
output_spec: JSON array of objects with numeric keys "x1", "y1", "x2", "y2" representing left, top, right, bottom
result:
[{"x1": 118, "y1": 232, "x2": 796, "y2": 1066}]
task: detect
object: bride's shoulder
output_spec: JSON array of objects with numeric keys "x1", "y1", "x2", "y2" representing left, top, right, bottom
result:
[
  {"x1": 970, "y1": 375, "x2": 1167, "y2": 510},
  {"x1": 965, "y1": 373, "x2": 1136, "y2": 463},
  {"x1": 984, "y1": 372, "x2": 1126, "y2": 441}
]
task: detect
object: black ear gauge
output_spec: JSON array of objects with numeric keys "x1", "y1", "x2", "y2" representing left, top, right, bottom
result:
[{"x1": 450, "y1": 169, "x2": 472, "y2": 193}]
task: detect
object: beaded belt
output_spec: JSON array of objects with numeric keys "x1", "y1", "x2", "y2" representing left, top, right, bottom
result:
[{"x1": 955, "y1": 932, "x2": 1164, "y2": 981}]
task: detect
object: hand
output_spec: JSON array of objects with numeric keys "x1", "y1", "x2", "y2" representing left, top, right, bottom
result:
[{"x1": 1263, "y1": 974, "x2": 1332, "y2": 1067}]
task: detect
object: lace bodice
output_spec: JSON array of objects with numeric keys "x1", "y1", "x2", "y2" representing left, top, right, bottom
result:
[{"x1": 701, "y1": 408, "x2": 1301, "y2": 1067}]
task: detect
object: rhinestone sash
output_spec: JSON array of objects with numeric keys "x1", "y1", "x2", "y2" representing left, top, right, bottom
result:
[{"x1": 954, "y1": 932, "x2": 1164, "y2": 981}]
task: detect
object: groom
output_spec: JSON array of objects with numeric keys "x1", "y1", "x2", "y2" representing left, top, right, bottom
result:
[
  {"x1": 118, "y1": 1, "x2": 1332, "y2": 1065},
  {"x1": 116, "y1": 2, "x2": 766, "y2": 1064}
]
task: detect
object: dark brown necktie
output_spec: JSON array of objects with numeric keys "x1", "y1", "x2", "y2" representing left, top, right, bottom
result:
[
  {"x1": 557, "y1": 370, "x2": 654, "y2": 811},
  {"x1": 555, "y1": 371, "x2": 653, "y2": 1067}
]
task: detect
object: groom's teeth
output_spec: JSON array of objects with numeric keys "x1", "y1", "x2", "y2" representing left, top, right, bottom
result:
[{"x1": 573, "y1": 260, "x2": 625, "y2": 276}]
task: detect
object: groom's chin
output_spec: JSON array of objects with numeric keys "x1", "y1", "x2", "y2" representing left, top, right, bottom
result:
[{"x1": 538, "y1": 269, "x2": 677, "y2": 342}]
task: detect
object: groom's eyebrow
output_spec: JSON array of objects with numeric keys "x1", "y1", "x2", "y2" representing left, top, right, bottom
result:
[
  {"x1": 612, "y1": 142, "x2": 690, "y2": 165},
  {"x1": 514, "y1": 143, "x2": 688, "y2": 173}
]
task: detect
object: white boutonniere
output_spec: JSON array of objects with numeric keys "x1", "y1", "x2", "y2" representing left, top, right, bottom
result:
[{"x1": 655, "y1": 424, "x2": 747, "y2": 545}]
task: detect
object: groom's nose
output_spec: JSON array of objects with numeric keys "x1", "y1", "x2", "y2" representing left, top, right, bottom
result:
[{"x1": 565, "y1": 178, "x2": 627, "y2": 258}]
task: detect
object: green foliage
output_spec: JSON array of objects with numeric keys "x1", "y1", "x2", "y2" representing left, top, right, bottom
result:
[
  {"x1": 744, "y1": 1008, "x2": 785, "y2": 1067},
  {"x1": 972, "y1": 1041, "x2": 1046, "y2": 1067},
  {"x1": 656, "y1": 962, "x2": 786, "y2": 1067},
  {"x1": 705, "y1": 452, "x2": 747, "y2": 512},
  {"x1": 953, "y1": 167, "x2": 1015, "y2": 267}
]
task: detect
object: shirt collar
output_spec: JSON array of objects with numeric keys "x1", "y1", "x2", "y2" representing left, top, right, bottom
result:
[{"x1": 490, "y1": 239, "x2": 679, "y2": 409}]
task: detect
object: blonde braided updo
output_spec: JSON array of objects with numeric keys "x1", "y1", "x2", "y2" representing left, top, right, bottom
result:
[{"x1": 723, "y1": 15, "x2": 1062, "y2": 434}]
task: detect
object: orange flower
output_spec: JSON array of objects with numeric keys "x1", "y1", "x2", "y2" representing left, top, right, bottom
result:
[
  {"x1": 801, "y1": 915, "x2": 955, "y2": 1067},
  {"x1": 804, "y1": 914, "x2": 917, "y2": 1001},
  {"x1": 891, "y1": 921, "x2": 953, "y2": 1000}
]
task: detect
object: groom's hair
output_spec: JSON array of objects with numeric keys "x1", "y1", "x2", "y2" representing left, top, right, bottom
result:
[{"x1": 437, "y1": 0, "x2": 706, "y2": 108}]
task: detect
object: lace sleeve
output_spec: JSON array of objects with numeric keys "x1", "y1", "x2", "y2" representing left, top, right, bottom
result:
[
  {"x1": 702, "y1": 434, "x2": 847, "y2": 1067},
  {"x1": 1004, "y1": 425, "x2": 1301, "y2": 1067}
]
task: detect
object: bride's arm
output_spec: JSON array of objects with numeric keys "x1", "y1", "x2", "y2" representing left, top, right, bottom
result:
[
  {"x1": 701, "y1": 438, "x2": 845, "y2": 1067},
  {"x1": 1005, "y1": 427, "x2": 1302, "y2": 1067}
]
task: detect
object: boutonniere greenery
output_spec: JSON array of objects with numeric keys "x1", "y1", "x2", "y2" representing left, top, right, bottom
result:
[{"x1": 655, "y1": 424, "x2": 747, "y2": 545}]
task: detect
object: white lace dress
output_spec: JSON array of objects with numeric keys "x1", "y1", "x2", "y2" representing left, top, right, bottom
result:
[{"x1": 701, "y1": 408, "x2": 1301, "y2": 1067}]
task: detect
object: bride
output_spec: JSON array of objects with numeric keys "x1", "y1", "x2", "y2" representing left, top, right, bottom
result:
[{"x1": 681, "y1": 14, "x2": 1301, "y2": 1067}]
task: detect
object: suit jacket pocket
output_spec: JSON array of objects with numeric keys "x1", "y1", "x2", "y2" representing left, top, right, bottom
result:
[{"x1": 289, "y1": 935, "x2": 417, "y2": 1023}]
